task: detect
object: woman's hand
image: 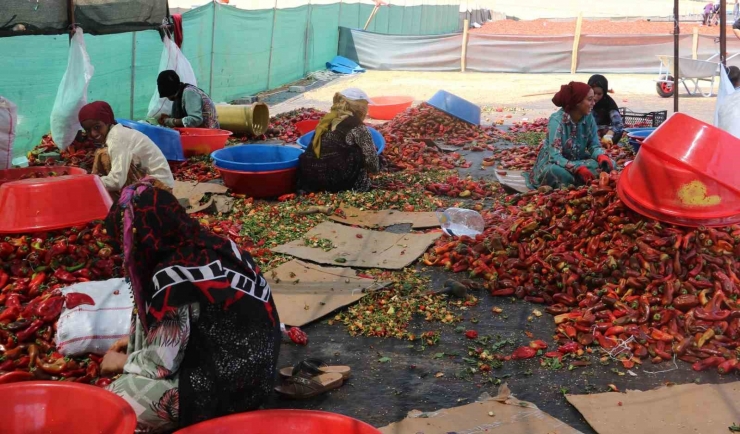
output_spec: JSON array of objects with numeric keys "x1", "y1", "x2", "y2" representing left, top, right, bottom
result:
[
  {"x1": 109, "y1": 336, "x2": 129, "y2": 353},
  {"x1": 158, "y1": 114, "x2": 170, "y2": 126},
  {"x1": 101, "y1": 351, "x2": 128, "y2": 375}
]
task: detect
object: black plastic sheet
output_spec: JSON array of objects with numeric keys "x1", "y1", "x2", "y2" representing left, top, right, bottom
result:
[{"x1": 0, "y1": 0, "x2": 168, "y2": 37}]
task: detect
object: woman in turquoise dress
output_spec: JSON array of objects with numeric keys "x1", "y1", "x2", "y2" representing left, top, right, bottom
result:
[{"x1": 526, "y1": 82, "x2": 615, "y2": 189}]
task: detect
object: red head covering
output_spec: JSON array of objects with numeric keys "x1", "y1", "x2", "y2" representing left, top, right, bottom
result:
[
  {"x1": 78, "y1": 101, "x2": 115, "y2": 125},
  {"x1": 552, "y1": 82, "x2": 592, "y2": 112}
]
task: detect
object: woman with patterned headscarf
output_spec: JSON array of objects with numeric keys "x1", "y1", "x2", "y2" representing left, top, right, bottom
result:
[
  {"x1": 297, "y1": 88, "x2": 379, "y2": 192},
  {"x1": 526, "y1": 82, "x2": 615, "y2": 189},
  {"x1": 78, "y1": 101, "x2": 174, "y2": 196},
  {"x1": 588, "y1": 74, "x2": 624, "y2": 145},
  {"x1": 99, "y1": 181, "x2": 281, "y2": 432}
]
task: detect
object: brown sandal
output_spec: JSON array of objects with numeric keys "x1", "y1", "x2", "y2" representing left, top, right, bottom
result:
[
  {"x1": 279, "y1": 358, "x2": 351, "y2": 380},
  {"x1": 274, "y1": 372, "x2": 344, "y2": 399}
]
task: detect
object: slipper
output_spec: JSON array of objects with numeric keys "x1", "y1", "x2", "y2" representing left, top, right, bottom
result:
[
  {"x1": 274, "y1": 372, "x2": 344, "y2": 399},
  {"x1": 279, "y1": 358, "x2": 351, "y2": 380}
]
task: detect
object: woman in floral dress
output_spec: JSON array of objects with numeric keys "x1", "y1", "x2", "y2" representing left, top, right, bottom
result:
[
  {"x1": 525, "y1": 82, "x2": 615, "y2": 189},
  {"x1": 100, "y1": 180, "x2": 281, "y2": 433}
]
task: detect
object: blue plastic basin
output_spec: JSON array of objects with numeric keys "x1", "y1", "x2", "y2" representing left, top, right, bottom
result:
[
  {"x1": 627, "y1": 129, "x2": 653, "y2": 154},
  {"x1": 211, "y1": 145, "x2": 304, "y2": 172},
  {"x1": 296, "y1": 127, "x2": 386, "y2": 155},
  {"x1": 427, "y1": 90, "x2": 481, "y2": 125},
  {"x1": 116, "y1": 119, "x2": 185, "y2": 161}
]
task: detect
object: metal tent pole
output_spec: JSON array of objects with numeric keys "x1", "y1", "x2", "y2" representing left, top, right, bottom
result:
[
  {"x1": 266, "y1": 0, "x2": 279, "y2": 89},
  {"x1": 673, "y1": 0, "x2": 680, "y2": 113},
  {"x1": 208, "y1": 1, "x2": 218, "y2": 97},
  {"x1": 721, "y1": 0, "x2": 728, "y2": 66},
  {"x1": 131, "y1": 32, "x2": 137, "y2": 119}
]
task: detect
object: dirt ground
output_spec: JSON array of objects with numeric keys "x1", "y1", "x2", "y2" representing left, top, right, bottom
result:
[
  {"x1": 472, "y1": 18, "x2": 737, "y2": 36},
  {"x1": 258, "y1": 71, "x2": 733, "y2": 432},
  {"x1": 270, "y1": 71, "x2": 719, "y2": 126}
]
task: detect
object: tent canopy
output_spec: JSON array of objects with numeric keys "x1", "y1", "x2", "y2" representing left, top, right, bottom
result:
[{"x1": 0, "y1": 0, "x2": 169, "y2": 37}]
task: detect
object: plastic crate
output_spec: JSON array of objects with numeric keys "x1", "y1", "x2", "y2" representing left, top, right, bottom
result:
[{"x1": 619, "y1": 108, "x2": 668, "y2": 128}]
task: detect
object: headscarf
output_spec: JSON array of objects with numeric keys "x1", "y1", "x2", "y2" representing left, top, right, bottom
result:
[
  {"x1": 78, "y1": 101, "x2": 115, "y2": 125},
  {"x1": 157, "y1": 70, "x2": 182, "y2": 98},
  {"x1": 588, "y1": 74, "x2": 619, "y2": 125},
  {"x1": 552, "y1": 82, "x2": 592, "y2": 112},
  {"x1": 105, "y1": 180, "x2": 275, "y2": 333},
  {"x1": 311, "y1": 90, "x2": 369, "y2": 158}
]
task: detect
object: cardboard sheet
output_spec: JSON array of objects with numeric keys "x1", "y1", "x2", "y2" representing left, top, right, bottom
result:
[
  {"x1": 379, "y1": 384, "x2": 582, "y2": 434},
  {"x1": 270, "y1": 260, "x2": 389, "y2": 327},
  {"x1": 173, "y1": 180, "x2": 229, "y2": 214},
  {"x1": 494, "y1": 168, "x2": 530, "y2": 194},
  {"x1": 329, "y1": 205, "x2": 440, "y2": 229},
  {"x1": 567, "y1": 381, "x2": 740, "y2": 434},
  {"x1": 272, "y1": 222, "x2": 441, "y2": 270}
]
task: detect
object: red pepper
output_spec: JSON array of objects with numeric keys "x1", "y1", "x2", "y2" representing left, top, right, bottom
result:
[
  {"x1": 36, "y1": 296, "x2": 64, "y2": 322},
  {"x1": 65, "y1": 292, "x2": 95, "y2": 309},
  {"x1": 692, "y1": 356, "x2": 725, "y2": 372},
  {"x1": 529, "y1": 340, "x2": 548, "y2": 350},
  {"x1": 558, "y1": 342, "x2": 580, "y2": 354},
  {"x1": 0, "y1": 359, "x2": 14, "y2": 371},
  {"x1": 36, "y1": 357, "x2": 67, "y2": 374},
  {"x1": 0, "y1": 271, "x2": 8, "y2": 290},
  {"x1": 16, "y1": 319, "x2": 43, "y2": 342},
  {"x1": 60, "y1": 368, "x2": 86, "y2": 378},
  {"x1": 465, "y1": 330, "x2": 479, "y2": 339},
  {"x1": 511, "y1": 346, "x2": 537, "y2": 360},
  {"x1": 286, "y1": 327, "x2": 308, "y2": 346},
  {"x1": 718, "y1": 359, "x2": 739, "y2": 375},
  {"x1": 53, "y1": 268, "x2": 77, "y2": 283},
  {"x1": 544, "y1": 351, "x2": 563, "y2": 359},
  {"x1": 0, "y1": 242, "x2": 14, "y2": 258},
  {"x1": 50, "y1": 240, "x2": 68, "y2": 256},
  {"x1": 0, "y1": 371, "x2": 33, "y2": 384},
  {"x1": 28, "y1": 271, "x2": 46, "y2": 297},
  {"x1": 95, "y1": 377, "x2": 112, "y2": 388},
  {"x1": 0, "y1": 306, "x2": 20, "y2": 323}
]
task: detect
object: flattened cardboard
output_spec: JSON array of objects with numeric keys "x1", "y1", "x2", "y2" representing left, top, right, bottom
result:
[
  {"x1": 329, "y1": 205, "x2": 440, "y2": 229},
  {"x1": 270, "y1": 260, "x2": 389, "y2": 327},
  {"x1": 173, "y1": 180, "x2": 229, "y2": 214},
  {"x1": 567, "y1": 381, "x2": 740, "y2": 434},
  {"x1": 379, "y1": 384, "x2": 582, "y2": 434},
  {"x1": 494, "y1": 168, "x2": 530, "y2": 194},
  {"x1": 271, "y1": 221, "x2": 441, "y2": 270}
]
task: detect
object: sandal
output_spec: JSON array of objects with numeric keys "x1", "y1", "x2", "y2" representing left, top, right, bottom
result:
[
  {"x1": 279, "y1": 358, "x2": 351, "y2": 380},
  {"x1": 274, "y1": 372, "x2": 344, "y2": 399}
]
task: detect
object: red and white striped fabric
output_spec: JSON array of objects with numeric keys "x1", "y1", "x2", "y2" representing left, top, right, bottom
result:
[{"x1": 56, "y1": 278, "x2": 134, "y2": 356}]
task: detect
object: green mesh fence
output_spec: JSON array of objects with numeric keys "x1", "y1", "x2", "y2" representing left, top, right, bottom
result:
[{"x1": 0, "y1": 1, "x2": 460, "y2": 159}]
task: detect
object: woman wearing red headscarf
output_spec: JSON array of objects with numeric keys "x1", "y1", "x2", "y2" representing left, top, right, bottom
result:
[
  {"x1": 78, "y1": 101, "x2": 175, "y2": 195},
  {"x1": 525, "y1": 82, "x2": 615, "y2": 189}
]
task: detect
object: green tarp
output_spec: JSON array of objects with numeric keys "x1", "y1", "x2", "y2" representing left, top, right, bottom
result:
[{"x1": 0, "y1": 1, "x2": 460, "y2": 159}]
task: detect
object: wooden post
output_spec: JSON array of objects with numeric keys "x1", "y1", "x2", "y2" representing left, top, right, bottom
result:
[
  {"x1": 570, "y1": 12, "x2": 583, "y2": 74},
  {"x1": 364, "y1": 5, "x2": 379, "y2": 30},
  {"x1": 692, "y1": 27, "x2": 699, "y2": 60},
  {"x1": 461, "y1": 18, "x2": 469, "y2": 72}
]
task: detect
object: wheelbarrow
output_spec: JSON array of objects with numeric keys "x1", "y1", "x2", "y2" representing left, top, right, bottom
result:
[{"x1": 655, "y1": 55, "x2": 719, "y2": 98}]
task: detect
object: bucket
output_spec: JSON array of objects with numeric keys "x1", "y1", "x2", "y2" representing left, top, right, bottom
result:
[
  {"x1": 174, "y1": 409, "x2": 381, "y2": 434},
  {"x1": 216, "y1": 103, "x2": 270, "y2": 136}
]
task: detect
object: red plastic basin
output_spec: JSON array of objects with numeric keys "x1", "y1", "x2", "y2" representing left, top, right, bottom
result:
[
  {"x1": 175, "y1": 128, "x2": 232, "y2": 157},
  {"x1": 217, "y1": 166, "x2": 296, "y2": 198},
  {"x1": 174, "y1": 409, "x2": 381, "y2": 434},
  {"x1": 0, "y1": 174, "x2": 113, "y2": 234},
  {"x1": 617, "y1": 113, "x2": 740, "y2": 227},
  {"x1": 295, "y1": 119, "x2": 320, "y2": 135},
  {"x1": 0, "y1": 381, "x2": 136, "y2": 434},
  {"x1": 0, "y1": 166, "x2": 86, "y2": 187},
  {"x1": 368, "y1": 96, "x2": 414, "y2": 120}
]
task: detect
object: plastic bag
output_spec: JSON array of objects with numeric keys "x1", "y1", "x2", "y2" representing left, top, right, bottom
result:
[
  {"x1": 147, "y1": 34, "x2": 198, "y2": 119},
  {"x1": 50, "y1": 27, "x2": 94, "y2": 150},
  {"x1": 437, "y1": 208, "x2": 485, "y2": 237},
  {"x1": 715, "y1": 65, "x2": 735, "y2": 127},
  {"x1": 0, "y1": 96, "x2": 17, "y2": 169},
  {"x1": 55, "y1": 278, "x2": 133, "y2": 356}
]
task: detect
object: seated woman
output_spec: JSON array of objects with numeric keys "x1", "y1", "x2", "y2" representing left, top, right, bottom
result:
[
  {"x1": 78, "y1": 101, "x2": 175, "y2": 195},
  {"x1": 297, "y1": 88, "x2": 379, "y2": 193},
  {"x1": 100, "y1": 180, "x2": 281, "y2": 433},
  {"x1": 526, "y1": 82, "x2": 615, "y2": 189},
  {"x1": 588, "y1": 74, "x2": 624, "y2": 145},
  {"x1": 156, "y1": 70, "x2": 220, "y2": 129}
]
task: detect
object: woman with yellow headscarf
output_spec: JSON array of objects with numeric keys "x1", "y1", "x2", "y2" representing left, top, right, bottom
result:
[{"x1": 297, "y1": 88, "x2": 379, "y2": 192}]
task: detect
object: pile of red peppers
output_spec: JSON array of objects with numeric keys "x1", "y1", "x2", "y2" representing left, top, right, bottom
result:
[
  {"x1": 425, "y1": 175, "x2": 501, "y2": 200},
  {"x1": 0, "y1": 222, "x2": 122, "y2": 385},
  {"x1": 255, "y1": 108, "x2": 327, "y2": 142},
  {"x1": 168, "y1": 157, "x2": 221, "y2": 182},
  {"x1": 28, "y1": 133, "x2": 99, "y2": 171},
  {"x1": 426, "y1": 171, "x2": 740, "y2": 373}
]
